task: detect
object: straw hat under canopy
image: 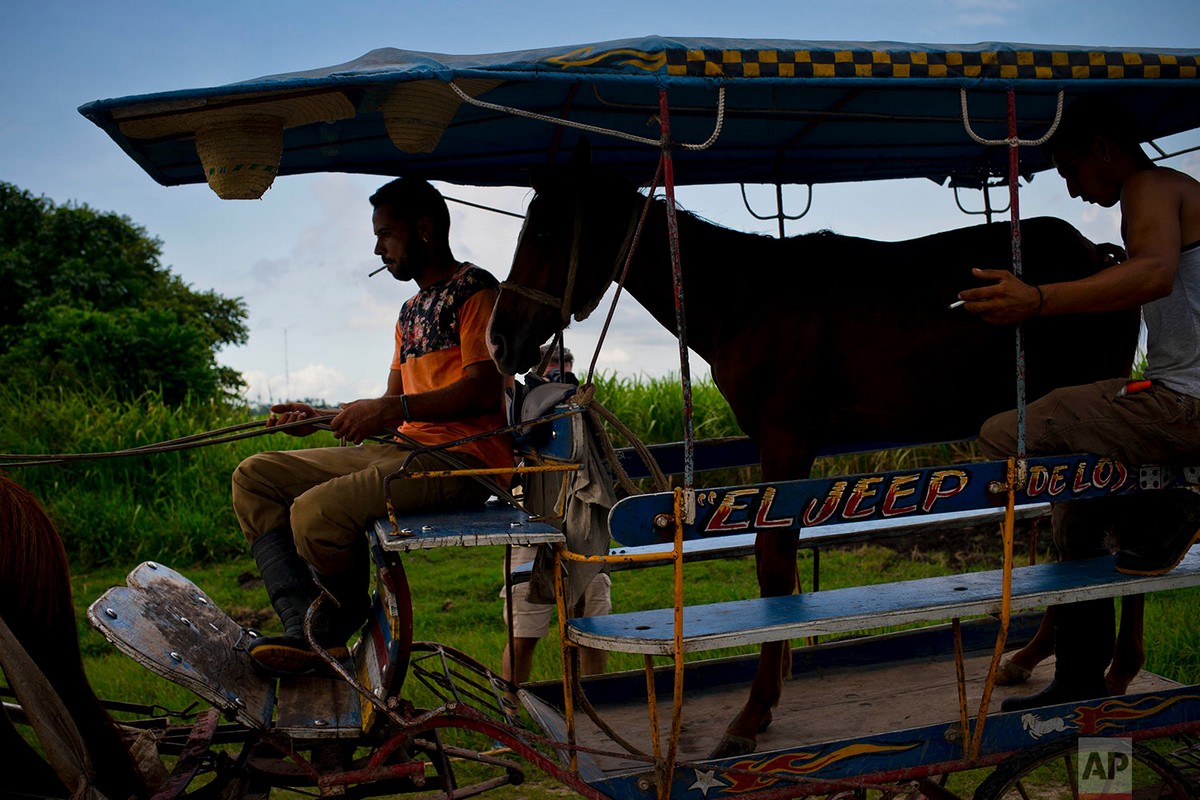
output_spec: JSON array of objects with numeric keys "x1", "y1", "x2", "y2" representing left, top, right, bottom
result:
[
  {"x1": 381, "y1": 78, "x2": 500, "y2": 154},
  {"x1": 114, "y1": 91, "x2": 356, "y2": 199}
]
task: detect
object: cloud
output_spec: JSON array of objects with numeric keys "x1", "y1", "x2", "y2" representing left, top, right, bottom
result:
[
  {"x1": 438, "y1": 183, "x2": 530, "y2": 278},
  {"x1": 1076, "y1": 205, "x2": 1122, "y2": 245},
  {"x1": 249, "y1": 254, "x2": 291, "y2": 284},
  {"x1": 236, "y1": 361, "x2": 380, "y2": 408},
  {"x1": 949, "y1": 0, "x2": 1025, "y2": 25},
  {"x1": 1181, "y1": 151, "x2": 1200, "y2": 177}
]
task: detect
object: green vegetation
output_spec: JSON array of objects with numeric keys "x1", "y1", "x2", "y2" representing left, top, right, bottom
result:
[
  {"x1": 0, "y1": 182, "x2": 248, "y2": 403},
  {"x1": 0, "y1": 384, "x2": 333, "y2": 568}
]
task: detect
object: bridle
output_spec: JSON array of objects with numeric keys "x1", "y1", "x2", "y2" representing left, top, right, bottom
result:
[{"x1": 499, "y1": 191, "x2": 641, "y2": 331}]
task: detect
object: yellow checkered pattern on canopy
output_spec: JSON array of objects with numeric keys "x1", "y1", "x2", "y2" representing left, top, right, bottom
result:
[{"x1": 662, "y1": 48, "x2": 1200, "y2": 80}]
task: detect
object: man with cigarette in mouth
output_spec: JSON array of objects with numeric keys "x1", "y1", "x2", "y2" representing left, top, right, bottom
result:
[
  {"x1": 232, "y1": 177, "x2": 513, "y2": 675},
  {"x1": 957, "y1": 96, "x2": 1200, "y2": 711}
]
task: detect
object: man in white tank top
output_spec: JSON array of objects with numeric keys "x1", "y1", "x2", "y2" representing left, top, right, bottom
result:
[{"x1": 959, "y1": 96, "x2": 1200, "y2": 711}]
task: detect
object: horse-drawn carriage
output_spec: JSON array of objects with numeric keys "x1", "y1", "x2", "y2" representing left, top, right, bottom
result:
[{"x1": 11, "y1": 34, "x2": 1200, "y2": 798}]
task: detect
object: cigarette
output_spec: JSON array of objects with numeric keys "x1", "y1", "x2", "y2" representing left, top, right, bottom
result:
[
  {"x1": 949, "y1": 299, "x2": 966, "y2": 310},
  {"x1": 368, "y1": 265, "x2": 387, "y2": 277}
]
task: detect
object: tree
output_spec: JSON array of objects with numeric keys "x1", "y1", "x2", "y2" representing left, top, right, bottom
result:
[{"x1": 0, "y1": 182, "x2": 248, "y2": 404}]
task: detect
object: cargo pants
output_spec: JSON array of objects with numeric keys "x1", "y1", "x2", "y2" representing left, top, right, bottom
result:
[
  {"x1": 979, "y1": 377, "x2": 1200, "y2": 558},
  {"x1": 232, "y1": 442, "x2": 492, "y2": 576}
]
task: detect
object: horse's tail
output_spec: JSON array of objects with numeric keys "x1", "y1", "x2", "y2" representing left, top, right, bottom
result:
[{"x1": 0, "y1": 474, "x2": 148, "y2": 799}]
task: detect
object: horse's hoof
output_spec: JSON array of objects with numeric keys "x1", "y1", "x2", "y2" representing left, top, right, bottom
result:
[
  {"x1": 709, "y1": 734, "x2": 757, "y2": 760},
  {"x1": 994, "y1": 659, "x2": 1032, "y2": 686},
  {"x1": 1105, "y1": 669, "x2": 1138, "y2": 695}
]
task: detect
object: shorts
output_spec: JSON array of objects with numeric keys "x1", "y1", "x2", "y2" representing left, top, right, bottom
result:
[{"x1": 499, "y1": 545, "x2": 612, "y2": 638}]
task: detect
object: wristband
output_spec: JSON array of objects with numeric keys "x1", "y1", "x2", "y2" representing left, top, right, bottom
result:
[
  {"x1": 1033, "y1": 284, "x2": 1045, "y2": 316},
  {"x1": 400, "y1": 393, "x2": 412, "y2": 422}
]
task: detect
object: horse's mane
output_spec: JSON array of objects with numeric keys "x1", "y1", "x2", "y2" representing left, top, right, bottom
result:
[
  {"x1": 0, "y1": 474, "x2": 76, "y2": 655},
  {"x1": 0, "y1": 474, "x2": 148, "y2": 798},
  {"x1": 627, "y1": 180, "x2": 851, "y2": 244}
]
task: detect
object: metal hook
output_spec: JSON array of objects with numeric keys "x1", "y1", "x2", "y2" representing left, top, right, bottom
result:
[
  {"x1": 739, "y1": 183, "x2": 813, "y2": 238},
  {"x1": 953, "y1": 181, "x2": 1012, "y2": 224}
]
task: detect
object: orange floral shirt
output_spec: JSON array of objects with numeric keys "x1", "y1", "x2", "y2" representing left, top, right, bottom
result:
[{"x1": 390, "y1": 264, "x2": 514, "y2": 480}]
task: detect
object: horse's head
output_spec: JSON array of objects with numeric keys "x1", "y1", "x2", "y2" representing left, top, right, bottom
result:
[{"x1": 489, "y1": 141, "x2": 638, "y2": 375}]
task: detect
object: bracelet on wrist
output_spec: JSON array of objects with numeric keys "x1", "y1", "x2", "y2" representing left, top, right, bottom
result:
[
  {"x1": 400, "y1": 393, "x2": 412, "y2": 422},
  {"x1": 1033, "y1": 284, "x2": 1045, "y2": 316}
]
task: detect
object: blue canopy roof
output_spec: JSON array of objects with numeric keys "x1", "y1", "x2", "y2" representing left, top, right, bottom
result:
[{"x1": 79, "y1": 36, "x2": 1200, "y2": 196}]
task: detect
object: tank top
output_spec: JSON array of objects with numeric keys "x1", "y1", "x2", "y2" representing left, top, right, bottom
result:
[{"x1": 1143, "y1": 242, "x2": 1200, "y2": 398}]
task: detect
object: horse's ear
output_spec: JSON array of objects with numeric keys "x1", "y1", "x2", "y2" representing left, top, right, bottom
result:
[{"x1": 530, "y1": 165, "x2": 549, "y2": 193}]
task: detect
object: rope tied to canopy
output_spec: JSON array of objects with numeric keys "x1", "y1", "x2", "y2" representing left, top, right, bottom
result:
[
  {"x1": 447, "y1": 80, "x2": 726, "y2": 151},
  {"x1": 960, "y1": 88, "x2": 1065, "y2": 147}
]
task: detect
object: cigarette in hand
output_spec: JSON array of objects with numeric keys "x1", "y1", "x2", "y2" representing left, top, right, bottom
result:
[{"x1": 949, "y1": 299, "x2": 966, "y2": 310}]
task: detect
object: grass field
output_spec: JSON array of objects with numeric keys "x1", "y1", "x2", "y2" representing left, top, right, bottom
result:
[
  {"x1": 6, "y1": 375, "x2": 1200, "y2": 796},
  {"x1": 66, "y1": 529, "x2": 1200, "y2": 798}
]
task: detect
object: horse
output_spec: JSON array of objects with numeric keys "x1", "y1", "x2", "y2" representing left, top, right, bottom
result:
[
  {"x1": 487, "y1": 145, "x2": 1142, "y2": 758},
  {"x1": 0, "y1": 474, "x2": 149, "y2": 798}
]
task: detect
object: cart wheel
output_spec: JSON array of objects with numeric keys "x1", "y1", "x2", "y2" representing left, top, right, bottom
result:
[{"x1": 973, "y1": 737, "x2": 1191, "y2": 800}]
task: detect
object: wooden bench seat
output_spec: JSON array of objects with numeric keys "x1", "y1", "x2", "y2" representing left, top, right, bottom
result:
[
  {"x1": 373, "y1": 500, "x2": 564, "y2": 553},
  {"x1": 566, "y1": 546, "x2": 1200, "y2": 655}
]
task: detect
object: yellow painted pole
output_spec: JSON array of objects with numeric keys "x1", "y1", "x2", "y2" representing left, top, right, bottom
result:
[
  {"x1": 660, "y1": 488, "x2": 687, "y2": 800},
  {"x1": 969, "y1": 456, "x2": 1016, "y2": 761},
  {"x1": 554, "y1": 545, "x2": 579, "y2": 772}
]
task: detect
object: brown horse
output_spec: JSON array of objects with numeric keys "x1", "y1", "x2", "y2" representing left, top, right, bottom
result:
[
  {"x1": 487, "y1": 147, "x2": 1141, "y2": 758},
  {"x1": 0, "y1": 474, "x2": 148, "y2": 798}
]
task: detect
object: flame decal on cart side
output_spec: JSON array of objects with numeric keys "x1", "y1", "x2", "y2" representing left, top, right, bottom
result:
[
  {"x1": 1074, "y1": 693, "x2": 1200, "y2": 735},
  {"x1": 721, "y1": 741, "x2": 921, "y2": 793}
]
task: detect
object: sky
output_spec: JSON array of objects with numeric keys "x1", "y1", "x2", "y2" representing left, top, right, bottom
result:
[{"x1": 3, "y1": 1, "x2": 1199, "y2": 406}]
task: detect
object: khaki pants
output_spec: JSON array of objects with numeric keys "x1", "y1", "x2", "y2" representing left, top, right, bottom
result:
[
  {"x1": 232, "y1": 443, "x2": 492, "y2": 575},
  {"x1": 980, "y1": 378, "x2": 1200, "y2": 558}
]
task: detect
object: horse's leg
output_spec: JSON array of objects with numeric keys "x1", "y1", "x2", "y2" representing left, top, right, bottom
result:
[
  {"x1": 1105, "y1": 594, "x2": 1145, "y2": 694},
  {"x1": 996, "y1": 607, "x2": 1056, "y2": 685},
  {"x1": 710, "y1": 530, "x2": 799, "y2": 759},
  {"x1": 0, "y1": 476, "x2": 149, "y2": 798}
]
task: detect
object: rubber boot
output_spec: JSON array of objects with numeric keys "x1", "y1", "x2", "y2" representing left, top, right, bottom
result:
[
  {"x1": 247, "y1": 529, "x2": 329, "y2": 675},
  {"x1": 249, "y1": 531, "x2": 372, "y2": 675},
  {"x1": 1001, "y1": 597, "x2": 1113, "y2": 712}
]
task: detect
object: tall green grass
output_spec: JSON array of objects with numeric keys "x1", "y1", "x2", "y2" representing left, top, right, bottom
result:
[
  {"x1": 0, "y1": 384, "x2": 336, "y2": 567},
  {"x1": 591, "y1": 373, "x2": 742, "y2": 443}
]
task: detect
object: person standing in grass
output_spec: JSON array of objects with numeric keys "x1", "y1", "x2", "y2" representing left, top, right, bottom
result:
[
  {"x1": 232, "y1": 177, "x2": 513, "y2": 675},
  {"x1": 959, "y1": 96, "x2": 1200, "y2": 710},
  {"x1": 500, "y1": 344, "x2": 611, "y2": 697}
]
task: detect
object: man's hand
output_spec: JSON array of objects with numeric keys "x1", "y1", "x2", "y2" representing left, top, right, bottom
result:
[
  {"x1": 329, "y1": 397, "x2": 394, "y2": 445},
  {"x1": 267, "y1": 402, "x2": 325, "y2": 437},
  {"x1": 957, "y1": 268, "x2": 1043, "y2": 325}
]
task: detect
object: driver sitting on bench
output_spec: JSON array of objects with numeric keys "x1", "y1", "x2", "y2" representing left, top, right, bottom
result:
[{"x1": 232, "y1": 177, "x2": 513, "y2": 675}]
